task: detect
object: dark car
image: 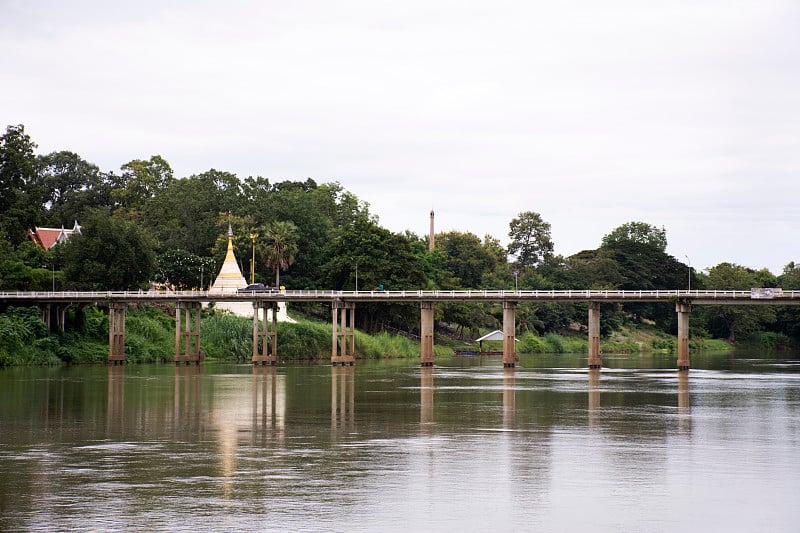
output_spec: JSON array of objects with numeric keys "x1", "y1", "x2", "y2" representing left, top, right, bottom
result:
[{"x1": 237, "y1": 283, "x2": 278, "y2": 293}]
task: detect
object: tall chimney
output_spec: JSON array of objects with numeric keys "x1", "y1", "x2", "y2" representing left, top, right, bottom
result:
[{"x1": 429, "y1": 210, "x2": 435, "y2": 252}]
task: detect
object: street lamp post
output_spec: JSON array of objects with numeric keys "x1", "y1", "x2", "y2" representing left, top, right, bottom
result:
[
  {"x1": 249, "y1": 233, "x2": 258, "y2": 284},
  {"x1": 355, "y1": 261, "x2": 359, "y2": 292},
  {"x1": 513, "y1": 269, "x2": 519, "y2": 292},
  {"x1": 684, "y1": 255, "x2": 691, "y2": 291}
]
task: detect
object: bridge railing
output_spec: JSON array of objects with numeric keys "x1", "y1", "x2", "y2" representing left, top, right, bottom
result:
[{"x1": 2, "y1": 289, "x2": 799, "y2": 301}]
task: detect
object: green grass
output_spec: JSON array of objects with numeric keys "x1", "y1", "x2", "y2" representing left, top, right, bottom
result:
[
  {"x1": 517, "y1": 332, "x2": 587, "y2": 354},
  {"x1": 200, "y1": 312, "x2": 254, "y2": 362}
]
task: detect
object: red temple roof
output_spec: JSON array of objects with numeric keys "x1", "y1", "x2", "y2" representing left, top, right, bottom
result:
[{"x1": 27, "y1": 221, "x2": 82, "y2": 250}]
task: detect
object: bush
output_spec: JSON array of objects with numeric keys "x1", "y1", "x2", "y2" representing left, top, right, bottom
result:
[
  {"x1": 355, "y1": 331, "x2": 420, "y2": 359},
  {"x1": 743, "y1": 331, "x2": 795, "y2": 351},
  {"x1": 201, "y1": 312, "x2": 253, "y2": 362},
  {"x1": 517, "y1": 332, "x2": 586, "y2": 354},
  {"x1": 651, "y1": 337, "x2": 675, "y2": 352},
  {"x1": 0, "y1": 306, "x2": 61, "y2": 366},
  {"x1": 518, "y1": 333, "x2": 548, "y2": 354}
]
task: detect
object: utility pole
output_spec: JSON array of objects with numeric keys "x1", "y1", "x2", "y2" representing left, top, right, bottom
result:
[{"x1": 250, "y1": 233, "x2": 258, "y2": 284}]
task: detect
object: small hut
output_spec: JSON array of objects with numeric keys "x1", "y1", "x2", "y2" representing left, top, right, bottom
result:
[
  {"x1": 474, "y1": 330, "x2": 506, "y2": 354},
  {"x1": 455, "y1": 330, "x2": 511, "y2": 355}
]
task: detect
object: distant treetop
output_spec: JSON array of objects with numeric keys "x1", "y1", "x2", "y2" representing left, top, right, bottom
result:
[{"x1": 601, "y1": 221, "x2": 667, "y2": 252}]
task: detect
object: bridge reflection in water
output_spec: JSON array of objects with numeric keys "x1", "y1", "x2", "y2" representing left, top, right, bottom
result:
[
  {"x1": 104, "y1": 365, "x2": 692, "y2": 444},
  {"x1": 586, "y1": 369, "x2": 691, "y2": 433},
  {"x1": 420, "y1": 367, "x2": 434, "y2": 426},
  {"x1": 331, "y1": 365, "x2": 355, "y2": 432}
]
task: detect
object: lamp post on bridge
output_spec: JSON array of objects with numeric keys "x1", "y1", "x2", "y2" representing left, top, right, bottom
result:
[
  {"x1": 513, "y1": 269, "x2": 519, "y2": 292},
  {"x1": 249, "y1": 233, "x2": 258, "y2": 284},
  {"x1": 684, "y1": 255, "x2": 691, "y2": 291}
]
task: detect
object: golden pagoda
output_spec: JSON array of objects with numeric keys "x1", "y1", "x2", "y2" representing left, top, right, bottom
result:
[{"x1": 209, "y1": 223, "x2": 248, "y2": 294}]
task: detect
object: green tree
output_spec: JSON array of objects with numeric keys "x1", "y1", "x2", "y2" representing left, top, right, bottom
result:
[
  {"x1": 63, "y1": 209, "x2": 156, "y2": 290},
  {"x1": 155, "y1": 249, "x2": 215, "y2": 290},
  {"x1": 601, "y1": 221, "x2": 667, "y2": 252},
  {"x1": 701, "y1": 262, "x2": 776, "y2": 342},
  {"x1": 775, "y1": 262, "x2": 800, "y2": 338},
  {"x1": 112, "y1": 155, "x2": 174, "y2": 211},
  {"x1": 0, "y1": 124, "x2": 43, "y2": 244},
  {"x1": 507, "y1": 211, "x2": 554, "y2": 268},
  {"x1": 242, "y1": 179, "x2": 371, "y2": 289},
  {"x1": 322, "y1": 219, "x2": 426, "y2": 332},
  {"x1": 436, "y1": 231, "x2": 499, "y2": 289},
  {"x1": 37, "y1": 151, "x2": 111, "y2": 226},
  {"x1": 262, "y1": 221, "x2": 299, "y2": 287},
  {"x1": 144, "y1": 169, "x2": 243, "y2": 255}
]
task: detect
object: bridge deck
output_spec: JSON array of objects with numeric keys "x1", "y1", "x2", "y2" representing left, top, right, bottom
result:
[{"x1": 2, "y1": 289, "x2": 800, "y2": 305}]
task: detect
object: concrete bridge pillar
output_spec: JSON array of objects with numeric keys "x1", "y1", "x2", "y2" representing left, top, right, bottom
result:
[
  {"x1": 331, "y1": 301, "x2": 356, "y2": 365},
  {"x1": 253, "y1": 301, "x2": 278, "y2": 365},
  {"x1": 41, "y1": 304, "x2": 68, "y2": 333},
  {"x1": 56, "y1": 305, "x2": 67, "y2": 333},
  {"x1": 503, "y1": 301, "x2": 517, "y2": 368},
  {"x1": 676, "y1": 302, "x2": 691, "y2": 371},
  {"x1": 175, "y1": 301, "x2": 203, "y2": 365},
  {"x1": 588, "y1": 301, "x2": 602, "y2": 368},
  {"x1": 108, "y1": 303, "x2": 126, "y2": 365},
  {"x1": 41, "y1": 303, "x2": 51, "y2": 331},
  {"x1": 420, "y1": 301, "x2": 435, "y2": 366}
]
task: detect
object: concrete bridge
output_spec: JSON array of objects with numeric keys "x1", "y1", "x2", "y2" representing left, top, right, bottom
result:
[{"x1": 2, "y1": 289, "x2": 799, "y2": 370}]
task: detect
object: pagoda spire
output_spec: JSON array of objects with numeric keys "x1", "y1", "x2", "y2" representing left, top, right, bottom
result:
[{"x1": 209, "y1": 223, "x2": 248, "y2": 294}]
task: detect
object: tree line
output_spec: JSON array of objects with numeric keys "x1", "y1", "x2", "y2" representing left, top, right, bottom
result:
[{"x1": 2, "y1": 124, "x2": 799, "y2": 345}]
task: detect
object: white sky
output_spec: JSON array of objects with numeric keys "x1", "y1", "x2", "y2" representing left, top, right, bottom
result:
[{"x1": 2, "y1": 0, "x2": 798, "y2": 274}]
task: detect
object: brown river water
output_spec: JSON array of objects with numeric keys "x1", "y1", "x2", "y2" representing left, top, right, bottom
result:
[{"x1": 1, "y1": 351, "x2": 799, "y2": 532}]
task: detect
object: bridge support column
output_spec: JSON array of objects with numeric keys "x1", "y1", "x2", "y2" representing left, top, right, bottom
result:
[
  {"x1": 253, "y1": 301, "x2": 278, "y2": 365},
  {"x1": 42, "y1": 304, "x2": 52, "y2": 331},
  {"x1": 588, "y1": 302, "x2": 602, "y2": 368},
  {"x1": 420, "y1": 301, "x2": 435, "y2": 366},
  {"x1": 676, "y1": 302, "x2": 691, "y2": 371},
  {"x1": 175, "y1": 301, "x2": 203, "y2": 365},
  {"x1": 331, "y1": 301, "x2": 356, "y2": 365},
  {"x1": 56, "y1": 305, "x2": 66, "y2": 333},
  {"x1": 503, "y1": 301, "x2": 517, "y2": 367},
  {"x1": 108, "y1": 303, "x2": 126, "y2": 365}
]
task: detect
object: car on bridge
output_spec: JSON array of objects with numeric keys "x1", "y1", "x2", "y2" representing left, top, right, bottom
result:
[{"x1": 237, "y1": 283, "x2": 279, "y2": 293}]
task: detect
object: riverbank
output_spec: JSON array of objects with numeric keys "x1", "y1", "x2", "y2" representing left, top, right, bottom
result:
[{"x1": 0, "y1": 304, "x2": 774, "y2": 366}]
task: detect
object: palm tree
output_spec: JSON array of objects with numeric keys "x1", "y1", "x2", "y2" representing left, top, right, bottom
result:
[{"x1": 262, "y1": 221, "x2": 298, "y2": 287}]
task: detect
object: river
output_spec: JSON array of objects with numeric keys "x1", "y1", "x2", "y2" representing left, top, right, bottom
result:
[{"x1": 1, "y1": 351, "x2": 799, "y2": 532}]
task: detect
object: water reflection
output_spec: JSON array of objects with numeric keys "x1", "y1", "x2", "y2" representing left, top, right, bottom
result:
[
  {"x1": 252, "y1": 365, "x2": 285, "y2": 438},
  {"x1": 2, "y1": 353, "x2": 799, "y2": 532},
  {"x1": 107, "y1": 365, "x2": 125, "y2": 436},
  {"x1": 678, "y1": 370, "x2": 691, "y2": 434},
  {"x1": 588, "y1": 368, "x2": 600, "y2": 430},
  {"x1": 331, "y1": 364, "x2": 355, "y2": 432},
  {"x1": 503, "y1": 368, "x2": 515, "y2": 429},
  {"x1": 420, "y1": 366, "x2": 434, "y2": 426},
  {"x1": 173, "y1": 364, "x2": 202, "y2": 436}
]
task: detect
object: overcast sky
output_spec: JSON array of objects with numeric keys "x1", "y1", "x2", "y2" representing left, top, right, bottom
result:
[{"x1": 2, "y1": 0, "x2": 798, "y2": 275}]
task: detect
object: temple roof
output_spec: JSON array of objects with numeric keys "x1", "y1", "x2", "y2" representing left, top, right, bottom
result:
[{"x1": 27, "y1": 221, "x2": 82, "y2": 250}]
